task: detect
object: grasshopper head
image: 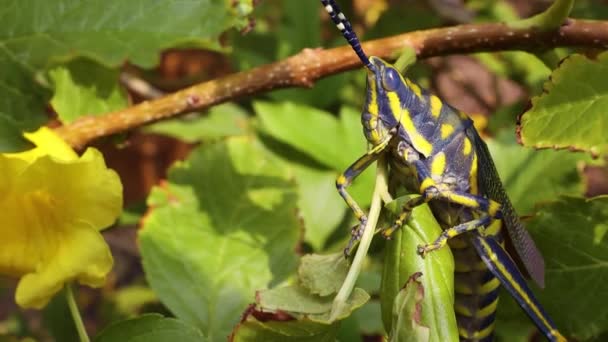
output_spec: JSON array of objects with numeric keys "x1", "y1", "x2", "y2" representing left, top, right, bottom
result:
[{"x1": 361, "y1": 57, "x2": 412, "y2": 145}]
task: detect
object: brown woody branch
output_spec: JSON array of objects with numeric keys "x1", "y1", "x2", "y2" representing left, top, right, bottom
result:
[{"x1": 55, "y1": 19, "x2": 608, "y2": 148}]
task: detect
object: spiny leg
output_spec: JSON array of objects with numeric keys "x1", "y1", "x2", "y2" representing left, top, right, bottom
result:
[
  {"x1": 381, "y1": 195, "x2": 427, "y2": 238},
  {"x1": 417, "y1": 215, "x2": 492, "y2": 257},
  {"x1": 337, "y1": 137, "x2": 391, "y2": 256},
  {"x1": 383, "y1": 149, "x2": 503, "y2": 255}
]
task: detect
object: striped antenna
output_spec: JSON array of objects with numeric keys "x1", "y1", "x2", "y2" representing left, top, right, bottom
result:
[{"x1": 321, "y1": 0, "x2": 373, "y2": 70}]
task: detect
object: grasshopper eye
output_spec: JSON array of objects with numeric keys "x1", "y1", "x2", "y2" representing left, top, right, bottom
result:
[{"x1": 381, "y1": 67, "x2": 401, "y2": 92}]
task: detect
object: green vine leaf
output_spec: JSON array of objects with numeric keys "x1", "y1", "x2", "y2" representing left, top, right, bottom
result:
[
  {"x1": 48, "y1": 59, "x2": 128, "y2": 124},
  {"x1": 256, "y1": 102, "x2": 374, "y2": 207},
  {"x1": 230, "y1": 309, "x2": 340, "y2": 342},
  {"x1": 139, "y1": 137, "x2": 299, "y2": 340},
  {"x1": 518, "y1": 52, "x2": 608, "y2": 157},
  {"x1": 527, "y1": 196, "x2": 608, "y2": 340},
  {"x1": 95, "y1": 314, "x2": 205, "y2": 342},
  {"x1": 298, "y1": 253, "x2": 349, "y2": 297},
  {"x1": 255, "y1": 286, "x2": 369, "y2": 323}
]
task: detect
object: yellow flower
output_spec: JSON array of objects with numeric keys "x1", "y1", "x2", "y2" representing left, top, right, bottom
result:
[{"x1": 0, "y1": 127, "x2": 122, "y2": 308}]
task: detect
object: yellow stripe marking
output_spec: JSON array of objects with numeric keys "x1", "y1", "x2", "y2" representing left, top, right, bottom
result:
[
  {"x1": 477, "y1": 238, "x2": 555, "y2": 334},
  {"x1": 458, "y1": 323, "x2": 496, "y2": 339},
  {"x1": 475, "y1": 322, "x2": 496, "y2": 339},
  {"x1": 488, "y1": 200, "x2": 501, "y2": 217},
  {"x1": 419, "y1": 178, "x2": 435, "y2": 193},
  {"x1": 367, "y1": 81, "x2": 381, "y2": 144},
  {"x1": 470, "y1": 153, "x2": 478, "y2": 194},
  {"x1": 430, "y1": 95, "x2": 442, "y2": 118},
  {"x1": 440, "y1": 124, "x2": 454, "y2": 139},
  {"x1": 479, "y1": 278, "x2": 500, "y2": 294},
  {"x1": 448, "y1": 193, "x2": 479, "y2": 208},
  {"x1": 463, "y1": 138, "x2": 472, "y2": 155},
  {"x1": 454, "y1": 303, "x2": 472, "y2": 316},
  {"x1": 387, "y1": 93, "x2": 433, "y2": 156},
  {"x1": 476, "y1": 297, "x2": 499, "y2": 318},
  {"x1": 405, "y1": 79, "x2": 422, "y2": 98},
  {"x1": 337, "y1": 175, "x2": 346, "y2": 185},
  {"x1": 368, "y1": 80, "x2": 378, "y2": 116},
  {"x1": 431, "y1": 152, "x2": 446, "y2": 176}
]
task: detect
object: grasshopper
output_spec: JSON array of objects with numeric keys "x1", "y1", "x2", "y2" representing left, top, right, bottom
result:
[{"x1": 321, "y1": 1, "x2": 566, "y2": 340}]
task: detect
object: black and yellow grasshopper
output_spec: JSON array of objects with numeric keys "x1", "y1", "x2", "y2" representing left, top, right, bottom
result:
[{"x1": 321, "y1": 1, "x2": 566, "y2": 341}]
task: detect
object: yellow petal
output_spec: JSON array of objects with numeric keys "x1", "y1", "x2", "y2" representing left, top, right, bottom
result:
[
  {"x1": 0, "y1": 127, "x2": 123, "y2": 308},
  {"x1": 15, "y1": 226, "x2": 113, "y2": 309},
  {"x1": 6, "y1": 127, "x2": 77, "y2": 163}
]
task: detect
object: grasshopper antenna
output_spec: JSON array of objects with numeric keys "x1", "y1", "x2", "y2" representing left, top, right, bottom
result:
[{"x1": 321, "y1": 0, "x2": 374, "y2": 71}]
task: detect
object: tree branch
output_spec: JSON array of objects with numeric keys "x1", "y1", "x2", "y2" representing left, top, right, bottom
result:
[{"x1": 55, "y1": 19, "x2": 608, "y2": 148}]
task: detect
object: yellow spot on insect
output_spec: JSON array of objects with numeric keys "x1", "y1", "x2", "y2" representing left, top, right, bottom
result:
[
  {"x1": 441, "y1": 124, "x2": 454, "y2": 139},
  {"x1": 387, "y1": 93, "x2": 432, "y2": 156},
  {"x1": 488, "y1": 200, "x2": 501, "y2": 217},
  {"x1": 430, "y1": 95, "x2": 442, "y2": 118},
  {"x1": 477, "y1": 238, "x2": 555, "y2": 333},
  {"x1": 337, "y1": 175, "x2": 346, "y2": 185},
  {"x1": 431, "y1": 152, "x2": 446, "y2": 176},
  {"x1": 463, "y1": 138, "x2": 472, "y2": 155}
]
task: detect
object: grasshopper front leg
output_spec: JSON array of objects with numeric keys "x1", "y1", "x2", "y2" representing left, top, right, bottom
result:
[{"x1": 337, "y1": 137, "x2": 391, "y2": 256}]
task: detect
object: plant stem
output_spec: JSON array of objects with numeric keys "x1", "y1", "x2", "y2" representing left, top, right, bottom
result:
[
  {"x1": 509, "y1": 0, "x2": 574, "y2": 30},
  {"x1": 330, "y1": 155, "x2": 389, "y2": 321},
  {"x1": 65, "y1": 284, "x2": 90, "y2": 342}
]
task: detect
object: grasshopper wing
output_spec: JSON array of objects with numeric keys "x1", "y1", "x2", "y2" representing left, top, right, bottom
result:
[{"x1": 466, "y1": 127, "x2": 546, "y2": 287}]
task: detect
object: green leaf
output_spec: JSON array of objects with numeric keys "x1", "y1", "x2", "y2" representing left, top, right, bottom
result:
[
  {"x1": 139, "y1": 137, "x2": 299, "y2": 340},
  {"x1": 48, "y1": 58, "x2": 128, "y2": 124},
  {"x1": 95, "y1": 314, "x2": 205, "y2": 342},
  {"x1": 487, "y1": 129, "x2": 586, "y2": 214},
  {"x1": 298, "y1": 253, "x2": 349, "y2": 297},
  {"x1": 230, "y1": 312, "x2": 339, "y2": 342},
  {"x1": 390, "y1": 273, "x2": 431, "y2": 342},
  {"x1": 355, "y1": 301, "x2": 386, "y2": 336},
  {"x1": 0, "y1": 51, "x2": 48, "y2": 152},
  {"x1": 381, "y1": 196, "x2": 458, "y2": 342},
  {"x1": 1, "y1": 0, "x2": 250, "y2": 69},
  {"x1": 519, "y1": 52, "x2": 608, "y2": 156},
  {"x1": 292, "y1": 166, "x2": 347, "y2": 250},
  {"x1": 256, "y1": 102, "x2": 374, "y2": 206},
  {"x1": 256, "y1": 285, "x2": 369, "y2": 323},
  {"x1": 146, "y1": 103, "x2": 251, "y2": 142},
  {"x1": 527, "y1": 196, "x2": 608, "y2": 340}
]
